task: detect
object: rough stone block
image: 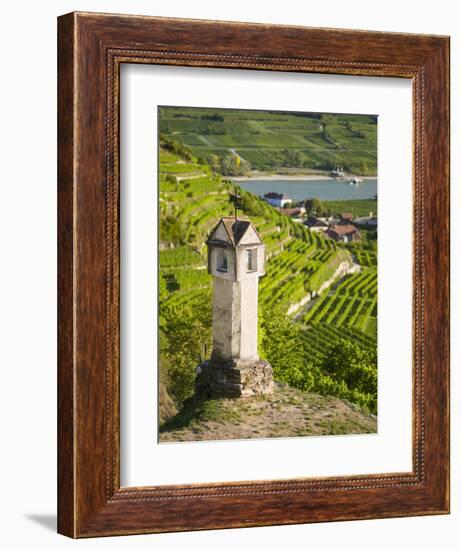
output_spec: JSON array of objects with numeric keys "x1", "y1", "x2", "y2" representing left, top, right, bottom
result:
[{"x1": 195, "y1": 358, "x2": 274, "y2": 399}]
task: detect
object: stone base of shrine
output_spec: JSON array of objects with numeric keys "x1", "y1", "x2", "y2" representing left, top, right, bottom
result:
[{"x1": 195, "y1": 358, "x2": 274, "y2": 399}]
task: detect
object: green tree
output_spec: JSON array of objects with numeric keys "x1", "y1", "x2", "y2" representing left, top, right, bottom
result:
[
  {"x1": 240, "y1": 191, "x2": 265, "y2": 216},
  {"x1": 261, "y1": 309, "x2": 315, "y2": 391},
  {"x1": 321, "y1": 340, "x2": 377, "y2": 413},
  {"x1": 206, "y1": 154, "x2": 220, "y2": 173},
  {"x1": 162, "y1": 302, "x2": 212, "y2": 405},
  {"x1": 359, "y1": 160, "x2": 370, "y2": 174},
  {"x1": 160, "y1": 215, "x2": 184, "y2": 245},
  {"x1": 305, "y1": 198, "x2": 325, "y2": 216}
]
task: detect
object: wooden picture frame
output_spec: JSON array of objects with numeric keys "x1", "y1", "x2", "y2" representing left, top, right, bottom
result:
[{"x1": 57, "y1": 12, "x2": 450, "y2": 538}]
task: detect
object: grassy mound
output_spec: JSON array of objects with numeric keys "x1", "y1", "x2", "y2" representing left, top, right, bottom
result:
[{"x1": 159, "y1": 383, "x2": 376, "y2": 443}]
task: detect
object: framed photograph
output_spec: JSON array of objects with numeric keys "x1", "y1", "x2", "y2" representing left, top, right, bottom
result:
[{"x1": 57, "y1": 12, "x2": 450, "y2": 537}]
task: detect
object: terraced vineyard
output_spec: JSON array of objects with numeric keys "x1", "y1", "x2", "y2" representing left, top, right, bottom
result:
[
  {"x1": 259, "y1": 241, "x2": 354, "y2": 313},
  {"x1": 302, "y1": 268, "x2": 377, "y2": 337},
  {"x1": 159, "y1": 106, "x2": 378, "y2": 176},
  {"x1": 299, "y1": 324, "x2": 376, "y2": 361},
  {"x1": 158, "y1": 138, "x2": 378, "y2": 417},
  {"x1": 158, "y1": 144, "x2": 346, "y2": 316}
]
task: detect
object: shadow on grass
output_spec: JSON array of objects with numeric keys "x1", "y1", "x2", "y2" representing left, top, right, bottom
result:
[{"x1": 160, "y1": 396, "x2": 241, "y2": 433}]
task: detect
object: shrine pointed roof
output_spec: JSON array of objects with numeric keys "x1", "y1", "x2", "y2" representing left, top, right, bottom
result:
[{"x1": 207, "y1": 217, "x2": 263, "y2": 248}]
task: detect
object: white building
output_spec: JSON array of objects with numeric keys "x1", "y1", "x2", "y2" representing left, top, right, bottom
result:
[
  {"x1": 263, "y1": 192, "x2": 292, "y2": 208},
  {"x1": 355, "y1": 214, "x2": 378, "y2": 227}
]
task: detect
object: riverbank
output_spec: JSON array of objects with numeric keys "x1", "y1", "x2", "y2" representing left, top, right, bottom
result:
[
  {"x1": 237, "y1": 177, "x2": 378, "y2": 202},
  {"x1": 229, "y1": 173, "x2": 377, "y2": 182}
]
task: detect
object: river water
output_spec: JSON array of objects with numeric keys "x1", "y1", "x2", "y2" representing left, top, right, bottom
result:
[{"x1": 239, "y1": 178, "x2": 377, "y2": 202}]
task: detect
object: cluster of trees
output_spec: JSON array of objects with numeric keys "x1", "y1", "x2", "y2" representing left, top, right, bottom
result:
[
  {"x1": 200, "y1": 113, "x2": 224, "y2": 122},
  {"x1": 279, "y1": 148, "x2": 302, "y2": 167},
  {"x1": 304, "y1": 198, "x2": 327, "y2": 217},
  {"x1": 159, "y1": 299, "x2": 212, "y2": 408},
  {"x1": 260, "y1": 308, "x2": 377, "y2": 414},
  {"x1": 205, "y1": 153, "x2": 250, "y2": 176},
  {"x1": 238, "y1": 191, "x2": 267, "y2": 217},
  {"x1": 160, "y1": 133, "x2": 193, "y2": 161},
  {"x1": 197, "y1": 125, "x2": 228, "y2": 136},
  {"x1": 170, "y1": 112, "x2": 225, "y2": 122},
  {"x1": 313, "y1": 157, "x2": 373, "y2": 177},
  {"x1": 160, "y1": 214, "x2": 184, "y2": 246}
]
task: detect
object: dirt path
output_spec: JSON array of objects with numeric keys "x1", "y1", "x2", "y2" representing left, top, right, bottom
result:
[
  {"x1": 175, "y1": 173, "x2": 204, "y2": 182},
  {"x1": 293, "y1": 257, "x2": 361, "y2": 320}
]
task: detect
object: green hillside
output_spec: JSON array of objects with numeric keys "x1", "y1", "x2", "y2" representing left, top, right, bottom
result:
[
  {"x1": 158, "y1": 139, "x2": 378, "y2": 427},
  {"x1": 159, "y1": 106, "x2": 377, "y2": 176}
]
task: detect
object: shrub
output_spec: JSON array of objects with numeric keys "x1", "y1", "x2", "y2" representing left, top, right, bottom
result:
[
  {"x1": 321, "y1": 340, "x2": 377, "y2": 413},
  {"x1": 161, "y1": 304, "x2": 212, "y2": 405}
]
